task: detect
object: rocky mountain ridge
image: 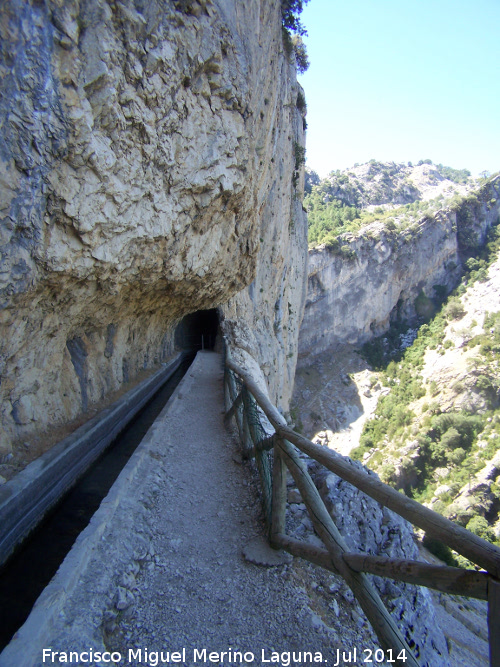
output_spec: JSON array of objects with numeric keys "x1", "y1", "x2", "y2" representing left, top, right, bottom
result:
[
  {"x1": 299, "y1": 175, "x2": 500, "y2": 357},
  {"x1": 306, "y1": 159, "x2": 474, "y2": 210}
]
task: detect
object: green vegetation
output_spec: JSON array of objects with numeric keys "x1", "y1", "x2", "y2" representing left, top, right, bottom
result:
[
  {"x1": 281, "y1": 0, "x2": 309, "y2": 36},
  {"x1": 306, "y1": 193, "x2": 362, "y2": 246},
  {"x1": 351, "y1": 219, "x2": 500, "y2": 552},
  {"x1": 296, "y1": 90, "x2": 307, "y2": 113},
  {"x1": 304, "y1": 160, "x2": 478, "y2": 248},
  {"x1": 305, "y1": 192, "x2": 435, "y2": 247},
  {"x1": 291, "y1": 35, "x2": 309, "y2": 74},
  {"x1": 416, "y1": 159, "x2": 471, "y2": 184},
  {"x1": 435, "y1": 164, "x2": 471, "y2": 184},
  {"x1": 354, "y1": 302, "x2": 500, "y2": 546},
  {"x1": 292, "y1": 142, "x2": 306, "y2": 189},
  {"x1": 281, "y1": 1, "x2": 310, "y2": 73}
]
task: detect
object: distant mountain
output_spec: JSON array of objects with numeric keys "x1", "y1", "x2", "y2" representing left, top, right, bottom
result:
[
  {"x1": 304, "y1": 160, "x2": 494, "y2": 248},
  {"x1": 305, "y1": 159, "x2": 474, "y2": 210}
]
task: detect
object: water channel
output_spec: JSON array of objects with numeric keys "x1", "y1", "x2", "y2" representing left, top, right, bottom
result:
[{"x1": 0, "y1": 354, "x2": 194, "y2": 650}]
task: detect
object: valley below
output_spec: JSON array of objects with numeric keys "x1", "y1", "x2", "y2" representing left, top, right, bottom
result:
[
  {"x1": 292, "y1": 344, "x2": 382, "y2": 456},
  {"x1": 298, "y1": 164, "x2": 500, "y2": 547},
  {"x1": 289, "y1": 164, "x2": 500, "y2": 665},
  {"x1": 293, "y1": 247, "x2": 500, "y2": 531}
]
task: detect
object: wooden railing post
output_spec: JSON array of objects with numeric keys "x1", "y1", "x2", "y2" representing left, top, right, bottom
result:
[
  {"x1": 277, "y1": 438, "x2": 418, "y2": 667},
  {"x1": 242, "y1": 389, "x2": 273, "y2": 526},
  {"x1": 225, "y1": 368, "x2": 243, "y2": 435},
  {"x1": 270, "y1": 443, "x2": 287, "y2": 544},
  {"x1": 273, "y1": 533, "x2": 340, "y2": 573},
  {"x1": 240, "y1": 387, "x2": 255, "y2": 458},
  {"x1": 225, "y1": 370, "x2": 252, "y2": 459},
  {"x1": 223, "y1": 367, "x2": 232, "y2": 413},
  {"x1": 224, "y1": 345, "x2": 247, "y2": 452},
  {"x1": 223, "y1": 390, "x2": 244, "y2": 427},
  {"x1": 488, "y1": 578, "x2": 500, "y2": 667}
]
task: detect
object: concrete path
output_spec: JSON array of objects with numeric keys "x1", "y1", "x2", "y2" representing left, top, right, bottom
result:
[{"x1": 1, "y1": 352, "x2": 377, "y2": 667}]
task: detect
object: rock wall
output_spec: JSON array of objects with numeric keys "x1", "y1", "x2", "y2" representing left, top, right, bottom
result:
[
  {"x1": 299, "y1": 177, "x2": 500, "y2": 357},
  {"x1": 0, "y1": 0, "x2": 307, "y2": 457}
]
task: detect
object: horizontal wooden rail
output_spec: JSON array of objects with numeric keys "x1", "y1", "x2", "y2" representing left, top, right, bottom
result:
[
  {"x1": 271, "y1": 448, "x2": 287, "y2": 540},
  {"x1": 255, "y1": 434, "x2": 276, "y2": 453},
  {"x1": 272, "y1": 534, "x2": 489, "y2": 600},
  {"x1": 343, "y1": 553, "x2": 489, "y2": 601},
  {"x1": 226, "y1": 359, "x2": 500, "y2": 578},
  {"x1": 272, "y1": 533, "x2": 338, "y2": 573}
]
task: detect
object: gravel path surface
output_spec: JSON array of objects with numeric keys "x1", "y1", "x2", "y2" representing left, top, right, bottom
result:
[
  {"x1": 104, "y1": 351, "x2": 364, "y2": 665},
  {"x1": 2, "y1": 351, "x2": 379, "y2": 666}
]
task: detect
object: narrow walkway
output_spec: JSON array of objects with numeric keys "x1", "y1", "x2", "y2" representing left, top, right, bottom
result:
[
  {"x1": 105, "y1": 351, "x2": 334, "y2": 662},
  {"x1": 1, "y1": 352, "x2": 376, "y2": 666}
]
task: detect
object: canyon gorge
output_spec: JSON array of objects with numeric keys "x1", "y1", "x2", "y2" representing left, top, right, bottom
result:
[
  {"x1": 300, "y1": 174, "x2": 500, "y2": 356},
  {"x1": 1, "y1": 2, "x2": 500, "y2": 665}
]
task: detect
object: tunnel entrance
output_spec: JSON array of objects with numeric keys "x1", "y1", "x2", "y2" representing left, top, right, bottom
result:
[{"x1": 175, "y1": 308, "x2": 220, "y2": 352}]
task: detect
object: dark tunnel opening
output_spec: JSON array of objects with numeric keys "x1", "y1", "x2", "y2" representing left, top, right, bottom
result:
[{"x1": 175, "y1": 308, "x2": 221, "y2": 352}]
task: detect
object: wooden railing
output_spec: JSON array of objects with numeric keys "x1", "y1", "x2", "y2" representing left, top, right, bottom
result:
[{"x1": 224, "y1": 354, "x2": 500, "y2": 667}]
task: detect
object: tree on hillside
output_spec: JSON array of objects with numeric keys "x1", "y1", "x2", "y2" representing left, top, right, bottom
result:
[{"x1": 436, "y1": 164, "x2": 471, "y2": 184}]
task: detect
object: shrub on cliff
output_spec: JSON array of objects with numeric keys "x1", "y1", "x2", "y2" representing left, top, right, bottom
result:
[
  {"x1": 281, "y1": 0, "x2": 309, "y2": 35},
  {"x1": 281, "y1": 0, "x2": 310, "y2": 73},
  {"x1": 430, "y1": 412, "x2": 482, "y2": 450},
  {"x1": 466, "y1": 515, "x2": 496, "y2": 542},
  {"x1": 436, "y1": 164, "x2": 471, "y2": 184},
  {"x1": 291, "y1": 35, "x2": 309, "y2": 73},
  {"x1": 443, "y1": 296, "x2": 465, "y2": 320}
]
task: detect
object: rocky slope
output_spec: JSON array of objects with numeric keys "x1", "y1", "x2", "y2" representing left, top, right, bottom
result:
[
  {"x1": 0, "y1": 0, "x2": 307, "y2": 463},
  {"x1": 291, "y1": 345, "x2": 385, "y2": 455},
  {"x1": 299, "y1": 176, "x2": 500, "y2": 357},
  {"x1": 291, "y1": 185, "x2": 499, "y2": 667},
  {"x1": 358, "y1": 252, "x2": 500, "y2": 540}
]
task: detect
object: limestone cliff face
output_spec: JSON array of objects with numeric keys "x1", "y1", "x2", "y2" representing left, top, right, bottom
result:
[
  {"x1": 299, "y1": 177, "x2": 500, "y2": 356},
  {"x1": 0, "y1": 0, "x2": 307, "y2": 455}
]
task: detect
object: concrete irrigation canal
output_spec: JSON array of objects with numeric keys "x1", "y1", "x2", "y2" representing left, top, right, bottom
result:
[{"x1": 0, "y1": 353, "x2": 194, "y2": 652}]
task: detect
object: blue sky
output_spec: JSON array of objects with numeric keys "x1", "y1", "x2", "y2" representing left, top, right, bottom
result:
[{"x1": 299, "y1": 0, "x2": 500, "y2": 177}]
